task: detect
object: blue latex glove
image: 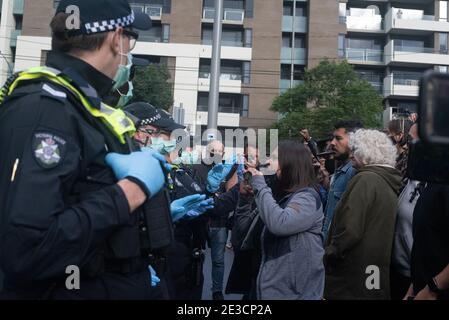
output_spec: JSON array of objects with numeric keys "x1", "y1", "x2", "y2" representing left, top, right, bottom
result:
[
  {"x1": 148, "y1": 265, "x2": 160, "y2": 287},
  {"x1": 141, "y1": 147, "x2": 173, "y2": 172},
  {"x1": 105, "y1": 149, "x2": 165, "y2": 198},
  {"x1": 206, "y1": 163, "x2": 236, "y2": 193},
  {"x1": 185, "y1": 198, "x2": 215, "y2": 219},
  {"x1": 170, "y1": 194, "x2": 206, "y2": 222}
]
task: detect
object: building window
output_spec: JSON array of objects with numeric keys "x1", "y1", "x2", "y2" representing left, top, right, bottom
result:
[
  {"x1": 439, "y1": 33, "x2": 448, "y2": 54},
  {"x1": 293, "y1": 65, "x2": 305, "y2": 80},
  {"x1": 139, "y1": 22, "x2": 163, "y2": 42},
  {"x1": 202, "y1": 26, "x2": 244, "y2": 47},
  {"x1": 199, "y1": 59, "x2": 245, "y2": 81},
  {"x1": 162, "y1": 24, "x2": 170, "y2": 43},
  {"x1": 295, "y1": 4, "x2": 307, "y2": 17},
  {"x1": 338, "y1": 34, "x2": 345, "y2": 57},
  {"x1": 245, "y1": 0, "x2": 253, "y2": 19},
  {"x1": 294, "y1": 35, "x2": 305, "y2": 48},
  {"x1": 281, "y1": 64, "x2": 291, "y2": 80},
  {"x1": 339, "y1": 2, "x2": 346, "y2": 23},
  {"x1": 440, "y1": 1, "x2": 448, "y2": 21},
  {"x1": 242, "y1": 61, "x2": 251, "y2": 84},
  {"x1": 244, "y1": 28, "x2": 252, "y2": 47},
  {"x1": 282, "y1": 33, "x2": 292, "y2": 47},
  {"x1": 242, "y1": 95, "x2": 249, "y2": 117},
  {"x1": 283, "y1": 1, "x2": 293, "y2": 16}
]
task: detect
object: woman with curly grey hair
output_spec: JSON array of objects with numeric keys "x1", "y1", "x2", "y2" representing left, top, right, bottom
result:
[{"x1": 324, "y1": 129, "x2": 403, "y2": 300}]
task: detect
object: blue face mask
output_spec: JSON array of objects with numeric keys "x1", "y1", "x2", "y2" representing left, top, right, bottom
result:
[
  {"x1": 116, "y1": 81, "x2": 133, "y2": 108},
  {"x1": 173, "y1": 151, "x2": 200, "y2": 166},
  {"x1": 149, "y1": 137, "x2": 177, "y2": 154},
  {"x1": 113, "y1": 39, "x2": 133, "y2": 91}
]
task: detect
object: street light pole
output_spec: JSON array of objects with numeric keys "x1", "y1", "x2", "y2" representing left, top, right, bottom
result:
[{"x1": 206, "y1": 0, "x2": 224, "y2": 141}]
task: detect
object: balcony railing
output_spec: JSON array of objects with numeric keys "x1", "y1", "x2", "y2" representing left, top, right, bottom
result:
[
  {"x1": 393, "y1": 8, "x2": 435, "y2": 22},
  {"x1": 145, "y1": 5, "x2": 163, "y2": 18},
  {"x1": 346, "y1": 15, "x2": 383, "y2": 31},
  {"x1": 199, "y1": 72, "x2": 242, "y2": 81},
  {"x1": 394, "y1": 45, "x2": 435, "y2": 54},
  {"x1": 202, "y1": 38, "x2": 243, "y2": 47},
  {"x1": 393, "y1": 76, "x2": 420, "y2": 86},
  {"x1": 198, "y1": 105, "x2": 242, "y2": 114},
  {"x1": 203, "y1": 7, "x2": 245, "y2": 23},
  {"x1": 345, "y1": 48, "x2": 383, "y2": 62}
]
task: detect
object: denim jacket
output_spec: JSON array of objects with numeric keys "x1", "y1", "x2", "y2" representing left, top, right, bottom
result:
[{"x1": 322, "y1": 161, "x2": 356, "y2": 240}]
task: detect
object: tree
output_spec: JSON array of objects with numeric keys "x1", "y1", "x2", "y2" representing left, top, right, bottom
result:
[
  {"x1": 272, "y1": 60, "x2": 383, "y2": 139},
  {"x1": 131, "y1": 64, "x2": 174, "y2": 110}
]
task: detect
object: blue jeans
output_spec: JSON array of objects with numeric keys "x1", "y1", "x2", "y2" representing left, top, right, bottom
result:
[{"x1": 209, "y1": 227, "x2": 228, "y2": 293}]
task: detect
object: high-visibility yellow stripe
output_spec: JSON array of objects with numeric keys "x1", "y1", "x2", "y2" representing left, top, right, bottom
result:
[{"x1": 2, "y1": 67, "x2": 135, "y2": 144}]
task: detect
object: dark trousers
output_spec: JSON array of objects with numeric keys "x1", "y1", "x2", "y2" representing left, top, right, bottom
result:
[{"x1": 390, "y1": 268, "x2": 411, "y2": 300}]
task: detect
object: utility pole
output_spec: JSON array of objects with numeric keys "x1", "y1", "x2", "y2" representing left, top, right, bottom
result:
[{"x1": 206, "y1": 0, "x2": 224, "y2": 141}]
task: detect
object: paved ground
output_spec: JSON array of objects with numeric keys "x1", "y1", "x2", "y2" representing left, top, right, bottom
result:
[{"x1": 201, "y1": 247, "x2": 243, "y2": 300}]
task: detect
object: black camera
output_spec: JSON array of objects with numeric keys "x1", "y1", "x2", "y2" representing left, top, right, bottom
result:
[{"x1": 407, "y1": 70, "x2": 449, "y2": 184}]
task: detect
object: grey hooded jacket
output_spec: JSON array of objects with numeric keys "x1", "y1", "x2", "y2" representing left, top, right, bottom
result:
[{"x1": 251, "y1": 176, "x2": 325, "y2": 300}]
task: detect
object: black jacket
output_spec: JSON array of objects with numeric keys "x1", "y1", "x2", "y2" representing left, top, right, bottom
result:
[
  {"x1": 0, "y1": 52, "x2": 161, "y2": 299},
  {"x1": 192, "y1": 162, "x2": 239, "y2": 228}
]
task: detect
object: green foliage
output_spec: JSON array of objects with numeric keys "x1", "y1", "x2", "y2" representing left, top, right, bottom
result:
[
  {"x1": 272, "y1": 60, "x2": 383, "y2": 139},
  {"x1": 131, "y1": 64, "x2": 174, "y2": 110}
]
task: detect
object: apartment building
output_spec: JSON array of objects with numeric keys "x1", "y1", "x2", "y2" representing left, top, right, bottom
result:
[
  {"x1": 2, "y1": 0, "x2": 447, "y2": 132},
  {"x1": 339, "y1": 0, "x2": 449, "y2": 123}
]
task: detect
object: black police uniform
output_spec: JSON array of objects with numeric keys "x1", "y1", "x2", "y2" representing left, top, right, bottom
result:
[
  {"x1": 165, "y1": 165, "x2": 209, "y2": 299},
  {"x1": 0, "y1": 52, "x2": 168, "y2": 299}
]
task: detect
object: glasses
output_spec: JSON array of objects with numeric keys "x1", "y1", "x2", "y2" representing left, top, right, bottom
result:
[
  {"x1": 123, "y1": 29, "x2": 139, "y2": 51},
  {"x1": 138, "y1": 127, "x2": 170, "y2": 137}
]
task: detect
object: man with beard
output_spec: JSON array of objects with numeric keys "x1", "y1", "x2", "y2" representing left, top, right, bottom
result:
[{"x1": 322, "y1": 120, "x2": 363, "y2": 240}]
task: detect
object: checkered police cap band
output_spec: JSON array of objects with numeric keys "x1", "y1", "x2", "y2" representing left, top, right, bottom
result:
[
  {"x1": 85, "y1": 11, "x2": 135, "y2": 34},
  {"x1": 140, "y1": 113, "x2": 162, "y2": 126}
]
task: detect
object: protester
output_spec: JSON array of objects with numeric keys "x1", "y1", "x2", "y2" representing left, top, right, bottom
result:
[
  {"x1": 226, "y1": 143, "x2": 265, "y2": 299},
  {"x1": 404, "y1": 183, "x2": 449, "y2": 300},
  {"x1": 300, "y1": 128, "x2": 319, "y2": 157},
  {"x1": 388, "y1": 119, "x2": 413, "y2": 178},
  {"x1": 245, "y1": 140, "x2": 325, "y2": 300},
  {"x1": 391, "y1": 123, "x2": 424, "y2": 300},
  {"x1": 322, "y1": 120, "x2": 363, "y2": 239},
  {"x1": 324, "y1": 129, "x2": 402, "y2": 300},
  {"x1": 192, "y1": 140, "x2": 240, "y2": 300}
]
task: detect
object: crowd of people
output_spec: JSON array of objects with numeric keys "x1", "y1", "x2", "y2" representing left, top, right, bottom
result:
[{"x1": 0, "y1": 0, "x2": 448, "y2": 301}]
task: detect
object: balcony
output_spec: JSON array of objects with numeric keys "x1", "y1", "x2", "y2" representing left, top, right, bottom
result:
[
  {"x1": 383, "y1": 74, "x2": 420, "y2": 97},
  {"x1": 146, "y1": 5, "x2": 163, "y2": 20},
  {"x1": 344, "y1": 48, "x2": 383, "y2": 65},
  {"x1": 198, "y1": 72, "x2": 242, "y2": 94},
  {"x1": 385, "y1": 8, "x2": 449, "y2": 33},
  {"x1": 202, "y1": 7, "x2": 245, "y2": 24},
  {"x1": 385, "y1": 40, "x2": 449, "y2": 66},
  {"x1": 282, "y1": 16, "x2": 308, "y2": 33},
  {"x1": 280, "y1": 47, "x2": 306, "y2": 64},
  {"x1": 344, "y1": 8, "x2": 383, "y2": 32},
  {"x1": 130, "y1": 4, "x2": 163, "y2": 20}
]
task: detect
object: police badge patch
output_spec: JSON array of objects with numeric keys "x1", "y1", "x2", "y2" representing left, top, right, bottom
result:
[{"x1": 32, "y1": 133, "x2": 67, "y2": 169}]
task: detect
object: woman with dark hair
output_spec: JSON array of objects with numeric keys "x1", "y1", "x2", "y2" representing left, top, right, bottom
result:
[{"x1": 238, "y1": 140, "x2": 325, "y2": 300}]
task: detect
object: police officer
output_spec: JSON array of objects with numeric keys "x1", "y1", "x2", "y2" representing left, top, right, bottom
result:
[
  {"x1": 124, "y1": 102, "x2": 213, "y2": 299},
  {"x1": 0, "y1": 0, "x2": 173, "y2": 299}
]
